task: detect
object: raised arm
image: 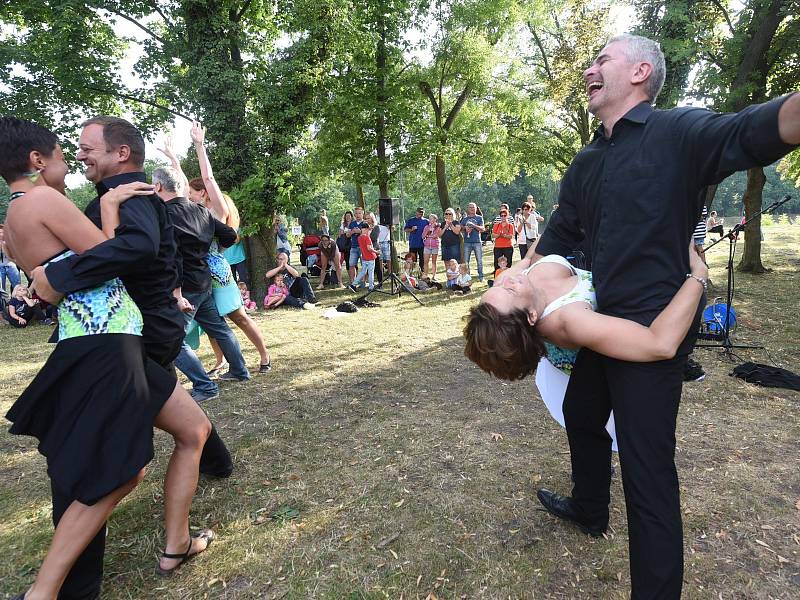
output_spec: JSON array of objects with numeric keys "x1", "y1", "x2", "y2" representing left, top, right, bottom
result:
[
  {"x1": 191, "y1": 122, "x2": 229, "y2": 221},
  {"x1": 562, "y1": 243, "x2": 707, "y2": 362},
  {"x1": 156, "y1": 133, "x2": 189, "y2": 195}
]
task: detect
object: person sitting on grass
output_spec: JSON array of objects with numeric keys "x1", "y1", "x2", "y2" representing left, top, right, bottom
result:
[
  {"x1": 4, "y1": 284, "x2": 53, "y2": 327},
  {"x1": 451, "y1": 263, "x2": 473, "y2": 294},
  {"x1": 348, "y1": 222, "x2": 379, "y2": 292},
  {"x1": 238, "y1": 281, "x2": 257, "y2": 312},
  {"x1": 263, "y1": 272, "x2": 290, "y2": 309},
  {"x1": 399, "y1": 251, "x2": 427, "y2": 291},
  {"x1": 265, "y1": 251, "x2": 317, "y2": 309},
  {"x1": 445, "y1": 259, "x2": 460, "y2": 290}
]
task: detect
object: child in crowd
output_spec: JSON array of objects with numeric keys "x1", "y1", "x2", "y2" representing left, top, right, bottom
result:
[
  {"x1": 445, "y1": 259, "x2": 460, "y2": 289},
  {"x1": 400, "y1": 251, "x2": 427, "y2": 291},
  {"x1": 4, "y1": 284, "x2": 52, "y2": 327},
  {"x1": 263, "y1": 273, "x2": 289, "y2": 309},
  {"x1": 451, "y1": 263, "x2": 472, "y2": 294},
  {"x1": 421, "y1": 213, "x2": 441, "y2": 279},
  {"x1": 238, "y1": 281, "x2": 257, "y2": 312},
  {"x1": 348, "y1": 223, "x2": 379, "y2": 291},
  {"x1": 493, "y1": 255, "x2": 509, "y2": 283}
]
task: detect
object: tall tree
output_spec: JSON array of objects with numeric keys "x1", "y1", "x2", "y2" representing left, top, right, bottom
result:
[{"x1": 693, "y1": 0, "x2": 797, "y2": 272}]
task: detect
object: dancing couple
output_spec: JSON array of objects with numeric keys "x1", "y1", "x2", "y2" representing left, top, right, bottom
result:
[
  {"x1": 466, "y1": 34, "x2": 799, "y2": 599},
  {"x1": 1, "y1": 117, "x2": 224, "y2": 599}
]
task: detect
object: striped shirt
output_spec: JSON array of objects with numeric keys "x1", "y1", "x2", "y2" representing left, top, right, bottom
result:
[{"x1": 693, "y1": 206, "x2": 708, "y2": 242}]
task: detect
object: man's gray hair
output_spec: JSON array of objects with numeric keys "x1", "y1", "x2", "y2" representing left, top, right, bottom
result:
[
  {"x1": 152, "y1": 167, "x2": 180, "y2": 193},
  {"x1": 607, "y1": 34, "x2": 666, "y2": 103}
]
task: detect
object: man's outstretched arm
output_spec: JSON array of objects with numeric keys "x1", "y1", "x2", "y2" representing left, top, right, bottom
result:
[{"x1": 779, "y1": 92, "x2": 800, "y2": 144}]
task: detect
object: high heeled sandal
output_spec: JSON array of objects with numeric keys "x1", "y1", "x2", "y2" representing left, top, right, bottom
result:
[{"x1": 156, "y1": 529, "x2": 215, "y2": 576}]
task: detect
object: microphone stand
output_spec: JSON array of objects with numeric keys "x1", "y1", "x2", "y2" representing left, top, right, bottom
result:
[{"x1": 696, "y1": 195, "x2": 791, "y2": 353}]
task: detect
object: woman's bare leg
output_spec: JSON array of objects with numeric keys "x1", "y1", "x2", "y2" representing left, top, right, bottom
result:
[
  {"x1": 24, "y1": 471, "x2": 145, "y2": 600},
  {"x1": 208, "y1": 337, "x2": 225, "y2": 371},
  {"x1": 153, "y1": 382, "x2": 212, "y2": 571},
  {"x1": 430, "y1": 254, "x2": 438, "y2": 278},
  {"x1": 227, "y1": 307, "x2": 270, "y2": 365},
  {"x1": 316, "y1": 254, "x2": 329, "y2": 290}
]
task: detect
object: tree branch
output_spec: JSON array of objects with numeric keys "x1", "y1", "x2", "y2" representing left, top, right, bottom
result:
[
  {"x1": 710, "y1": 0, "x2": 735, "y2": 35},
  {"x1": 85, "y1": 85, "x2": 193, "y2": 121},
  {"x1": 528, "y1": 24, "x2": 554, "y2": 82},
  {"x1": 148, "y1": 1, "x2": 171, "y2": 26},
  {"x1": 418, "y1": 81, "x2": 442, "y2": 126},
  {"x1": 235, "y1": 0, "x2": 254, "y2": 21},
  {"x1": 443, "y1": 82, "x2": 472, "y2": 131},
  {"x1": 103, "y1": 7, "x2": 165, "y2": 45}
]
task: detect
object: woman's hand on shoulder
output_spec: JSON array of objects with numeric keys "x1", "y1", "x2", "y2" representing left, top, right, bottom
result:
[{"x1": 101, "y1": 182, "x2": 155, "y2": 206}]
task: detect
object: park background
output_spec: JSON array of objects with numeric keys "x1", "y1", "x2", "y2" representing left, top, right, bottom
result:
[{"x1": 2, "y1": 1, "x2": 800, "y2": 598}]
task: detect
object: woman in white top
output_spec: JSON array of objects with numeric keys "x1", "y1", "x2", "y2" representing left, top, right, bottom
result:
[{"x1": 464, "y1": 241, "x2": 707, "y2": 378}]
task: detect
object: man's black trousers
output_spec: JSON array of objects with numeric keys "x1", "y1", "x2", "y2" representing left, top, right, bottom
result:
[
  {"x1": 563, "y1": 348, "x2": 686, "y2": 600},
  {"x1": 55, "y1": 336, "x2": 232, "y2": 599}
]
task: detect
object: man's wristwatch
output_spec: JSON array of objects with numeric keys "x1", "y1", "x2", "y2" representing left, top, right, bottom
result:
[{"x1": 686, "y1": 273, "x2": 708, "y2": 291}]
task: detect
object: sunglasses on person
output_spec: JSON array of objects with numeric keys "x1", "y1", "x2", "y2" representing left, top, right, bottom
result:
[{"x1": 500, "y1": 212, "x2": 508, "y2": 216}]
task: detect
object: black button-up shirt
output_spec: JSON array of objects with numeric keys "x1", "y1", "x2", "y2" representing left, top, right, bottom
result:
[
  {"x1": 165, "y1": 196, "x2": 237, "y2": 294},
  {"x1": 45, "y1": 171, "x2": 185, "y2": 342},
  {"x1": 538, "y1": 95, "x2": 797, "y2": 337}
]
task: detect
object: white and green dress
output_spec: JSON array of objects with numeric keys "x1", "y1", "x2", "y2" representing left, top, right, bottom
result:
[{"x1": 526, "y1": 255, "x2": 618, "y2": 451}]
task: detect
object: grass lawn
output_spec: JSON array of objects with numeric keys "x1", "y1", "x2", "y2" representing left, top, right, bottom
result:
[{"x1": 1, "y1": 226, "x2": 799, "y2": 599}]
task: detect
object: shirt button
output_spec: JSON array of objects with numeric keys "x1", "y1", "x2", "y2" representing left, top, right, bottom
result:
[{"x1": 610, "y1": 142, "x2": 615, "y2": 147}]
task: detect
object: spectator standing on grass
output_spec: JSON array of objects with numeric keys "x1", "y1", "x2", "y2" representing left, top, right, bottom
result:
[
  {"x1": 404, "y1": 207, "x2": 429, "y2": 271},
  {"x1": 492, "y1": 208, "x2": 515, "y2": 269},
  {"x1": 319, "y1": 209, "x2": 329, "y2": 236},
  {"x1": 377, "y1": 219, "x2": 391, "y2": 271},
  {"x1": 492, "y1": 203, "x2": 511, "y2": 226},
  {"x1": 422, "y1": 213, "x2": 441, "y2": 279},
  {"x1": 347, "y1": 206, "x2": 368, "y2": 282},
  {"x1": 439, "y1": 208, "x2": 462, "y2": 263},
  {"x1": 275, "y1": 215, "x2": 292, "y2": 262},
  {"x1": 366, "y1": 212, "x2": 384, "y2": 284},
  {"x1": 265, "y1": 251, "x2": 317, "y2": 309},
  {"x1": 517, "y1": 198, "x2": 544, "y2": 259},
  {"x1": 337, "y1": 210, "x2": 354, "y2": 270},
  {"x1": 460, "y1": 202, "x2": 485, "y2": 281},
  {"x1": 349, "y1": 222, "x2": 379, "y2": 291},
  {"x1": 1, "y1": 227, "x2": 22, "y2": 293}
]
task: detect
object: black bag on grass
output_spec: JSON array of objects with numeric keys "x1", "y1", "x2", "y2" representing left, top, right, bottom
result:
[{"x1": 731, "y1": 362, "x2": 800, "y2": 391}]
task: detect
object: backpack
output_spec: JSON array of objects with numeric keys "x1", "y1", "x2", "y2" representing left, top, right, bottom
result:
[{"x1": 731, "y1": 362, "x2": 800, "y2": 391}]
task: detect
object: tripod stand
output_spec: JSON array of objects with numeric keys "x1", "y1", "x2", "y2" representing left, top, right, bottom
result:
[
  {"x1": 361, "y1": 222, "x2": 423, "y2": 305},
  {"x1": 696, "y1": 194, "x2": 791, "y2": 353}
]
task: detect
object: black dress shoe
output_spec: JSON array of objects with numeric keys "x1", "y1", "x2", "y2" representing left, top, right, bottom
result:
[{"x1": 536, "y1": 489, "x2": 606, "y2": 538}]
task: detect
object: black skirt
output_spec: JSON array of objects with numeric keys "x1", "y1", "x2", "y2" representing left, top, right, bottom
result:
[{"x1": 6, "y1": 333, "x2": 176, "y2": 505}]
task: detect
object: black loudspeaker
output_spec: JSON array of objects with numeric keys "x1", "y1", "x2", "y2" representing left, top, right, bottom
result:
[{"x1": 379, "y1": 197, "x2": 400, "y2": 226}]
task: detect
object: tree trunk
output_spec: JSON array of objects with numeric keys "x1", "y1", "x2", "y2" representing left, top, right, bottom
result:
[
  {"x1": 435, "y1": 154, "x2": 450, "y2": 212},
  {"x1": 247, "y1": 223, "x2": 277, "y2": 301},
  {"x1": 355, "y1": 183, "x2": 365, "y2": 209},
  {"x1": 737, "y1": 167, "x2": 768, "y2": 273}
]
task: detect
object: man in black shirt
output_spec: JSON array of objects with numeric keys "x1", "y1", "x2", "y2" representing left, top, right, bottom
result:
[
  {"x1": 151, "y1": 166, "x2": 250, "y2": 396},
  {"x1": 533, "y1": 34, "x2": 799, "y2": 599},
  {"x1": 31, "y1": 117, "x2": 234, "y2": 600}
]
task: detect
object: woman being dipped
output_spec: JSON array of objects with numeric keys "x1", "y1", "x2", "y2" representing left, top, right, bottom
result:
[
  {"x1": 1, "y1": 118, "x2": 214, "y2": 600},
  {"x1": 464, "y1": 242, "x2": 707, "y2": 443},
  {"x1": 160, "y1": 124, "x2": 272, "y2": 374}
]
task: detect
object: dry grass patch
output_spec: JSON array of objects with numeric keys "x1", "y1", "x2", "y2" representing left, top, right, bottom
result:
[{"x1": 1, "y1": 227, "x2": 799, "y2": 599}]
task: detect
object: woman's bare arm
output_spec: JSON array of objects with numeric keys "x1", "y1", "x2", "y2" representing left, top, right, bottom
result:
[
  {"x1": 562, "y1": 244, "x2": 708, "y2": 361},
  {"x1": 99, "y1": 182, "x2": 156, "y2": 238},
  {"x1": 191, "y1": 122, "x2": 229, "y2": 221}
]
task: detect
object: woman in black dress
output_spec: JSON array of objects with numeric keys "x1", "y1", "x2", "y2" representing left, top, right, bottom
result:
[{"x1": 1, "y1": 117, "x2": 215, "y2": 599}]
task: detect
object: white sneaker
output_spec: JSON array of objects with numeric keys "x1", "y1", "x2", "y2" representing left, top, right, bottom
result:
[{"x1": 302, "y1": 302, "x2": 316, "y2": 310}]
